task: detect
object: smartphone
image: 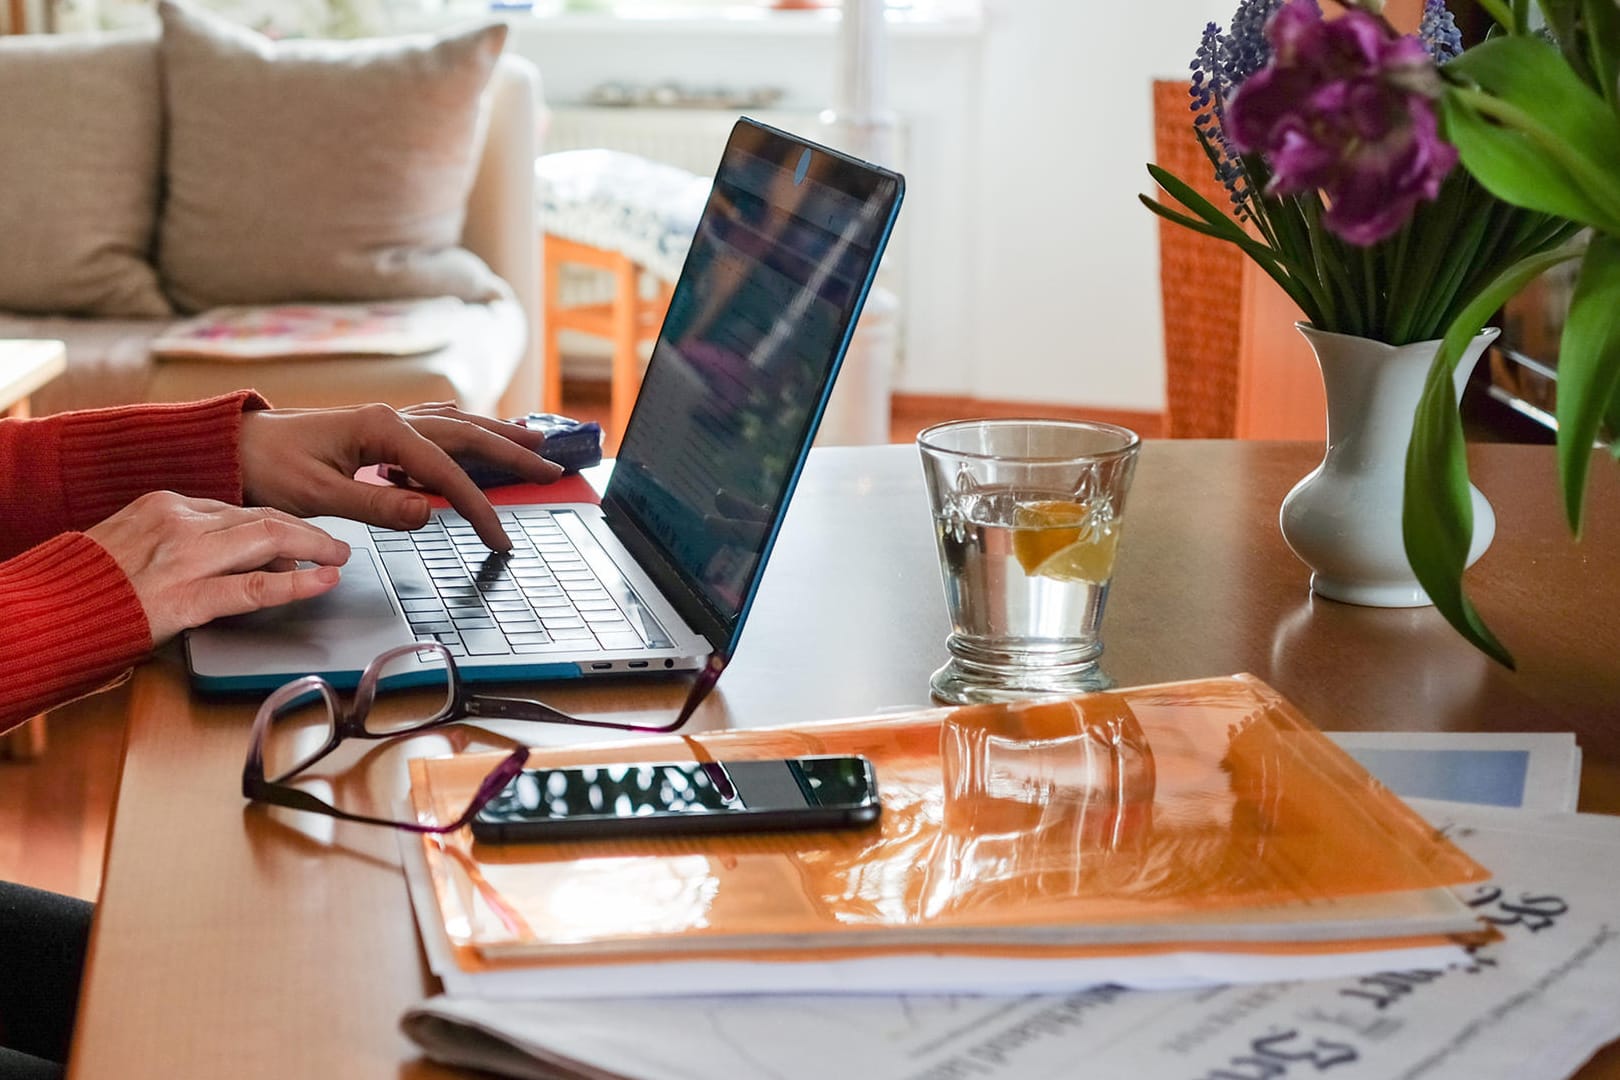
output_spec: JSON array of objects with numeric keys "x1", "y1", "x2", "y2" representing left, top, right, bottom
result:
[{"x1": 470, "y1": 754, "x2": 881, "y2": 843}]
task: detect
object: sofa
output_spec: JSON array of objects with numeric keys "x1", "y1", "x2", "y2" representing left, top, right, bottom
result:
[{"x1": 0, "y1": 2, "x2": 542, "y2": 419}]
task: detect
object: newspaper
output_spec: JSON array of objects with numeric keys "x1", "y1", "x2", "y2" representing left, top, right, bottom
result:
[
  {"x1": 405, "y1": 800, "x2": 1620, "y2": 1079},
  {"x1": 402, "y1": 740, "x2": 1619, "y2": 1080},
  {"x1": 1327, "y1": 731, "x2": 1581, "y2": 813}
]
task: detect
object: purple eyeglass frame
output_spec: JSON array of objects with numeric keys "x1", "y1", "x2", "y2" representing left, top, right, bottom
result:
[{"x1": 242, "y1": 642, "x2": 727, "y2": 833}]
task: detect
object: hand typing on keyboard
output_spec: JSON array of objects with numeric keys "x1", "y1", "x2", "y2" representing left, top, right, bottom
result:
[
  {"x1": 87, "y1": 401, "x2": 566, "y2": 649},
  {"x1": 239, "y1": 401, "x2": 565, "y2": 551},
  {"x1": 374, "y1": 508, "x2": 663, "y2": 659}
]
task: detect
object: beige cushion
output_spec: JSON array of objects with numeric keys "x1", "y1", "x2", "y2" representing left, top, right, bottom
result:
[
  {"x1": 0, "y1": 33, "x2": 172, "y2": 318},
  {"x1": 155, "y1": 0, "x2": 509, "y2": 313}
]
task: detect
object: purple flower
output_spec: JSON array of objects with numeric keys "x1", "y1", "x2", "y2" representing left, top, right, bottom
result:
[
  {"x1": 1419, "y1": 0, "x2": 1463, "y2": 63},
  {"x1": 1225, "y1": 1, "x2": 1457, "y2": 246}
]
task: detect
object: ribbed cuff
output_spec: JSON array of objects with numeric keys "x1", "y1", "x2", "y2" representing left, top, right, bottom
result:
[
  {"x1": 0, "y1": 534, "x2": 151, "y2": 732},
  {"x1": 56, "y1": 391, "x2": 271, "y2": 529}
]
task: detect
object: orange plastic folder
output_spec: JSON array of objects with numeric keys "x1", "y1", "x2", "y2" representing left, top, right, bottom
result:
[{"x1": 407, "y1": 674, "x2": 1490, "y2": 966}]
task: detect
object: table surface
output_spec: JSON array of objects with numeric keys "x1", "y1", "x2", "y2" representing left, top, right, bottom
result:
[
  {"x1": 70, "y1": 440, "x2": 1620, "y2": 1079},
  {"x1": 0, "y1": 339, "x2": 66, "y2": 412}
]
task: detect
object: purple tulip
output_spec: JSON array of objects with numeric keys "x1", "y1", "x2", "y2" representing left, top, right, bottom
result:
[{"x1": 1226, "y1": 1, "x2": 1456, "y2": 245}]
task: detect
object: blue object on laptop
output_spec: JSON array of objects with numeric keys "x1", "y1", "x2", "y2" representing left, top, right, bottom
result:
[{"x1": 453, "y1": 414, "x2": 604, "y2": 486}]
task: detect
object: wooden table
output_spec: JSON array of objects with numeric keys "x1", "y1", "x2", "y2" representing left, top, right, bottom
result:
[{"x1": 70, "y1": 441, "x2": 1620, "y2": 1079}]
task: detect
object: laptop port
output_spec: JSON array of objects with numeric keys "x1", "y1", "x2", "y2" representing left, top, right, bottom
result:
[
  {"x1": 590, "y1": 662, "x2": 612, "y2": 670},
  {"x1": 628, "y1": 661, "x2": 649, "y2": 669}
]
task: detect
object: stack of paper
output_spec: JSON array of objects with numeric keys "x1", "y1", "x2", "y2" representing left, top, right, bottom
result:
[
  {"x1": 403, "y1": 800, "x2": 1620, "y2": 1080},
  {"x1": 398, "y1": 678, "x2": 1620, "y2": 1079},
  {"x1": 400, "y1": 674, "x2": 1495, "y2": 999}
]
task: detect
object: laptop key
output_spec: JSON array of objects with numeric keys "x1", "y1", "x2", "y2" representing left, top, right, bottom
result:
[
  {"x1": 379, "y1": 551, "x2": 437, "y2": 601},
  {"x1": 409, "y1": 621, "x2": 454, "y2": 635},
  {"x1": 459, "y1": 628, "x2": 513, "y2": 656}
]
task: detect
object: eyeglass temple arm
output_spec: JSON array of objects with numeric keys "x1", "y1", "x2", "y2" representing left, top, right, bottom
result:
[
  {"x1": 244, "y1": 750, "x2": 527, "y2": 835},
  {"x1": 460, "y1": 655, "x2": 728, "y2": 734}
]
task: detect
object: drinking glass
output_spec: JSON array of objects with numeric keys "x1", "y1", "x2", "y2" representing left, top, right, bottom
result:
[{"x1": 917, "y1": 418, "x2": 1140, "y2": 704}]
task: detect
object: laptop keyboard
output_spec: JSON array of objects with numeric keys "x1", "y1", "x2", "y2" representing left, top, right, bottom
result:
[{"x1": 368, "y1": 508, "x2": 661, "y2": 659}]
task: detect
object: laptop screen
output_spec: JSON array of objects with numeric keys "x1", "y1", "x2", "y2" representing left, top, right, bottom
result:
[{"x1": 603, "y1": 119, "x2": 904, "y2": 654}]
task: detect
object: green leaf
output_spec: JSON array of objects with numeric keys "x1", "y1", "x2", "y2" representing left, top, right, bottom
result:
[
  {"x1": 1554, "y1": 234, "x2": 1620, "y2": 533},
  {"x1": 1583, "y1": 0, "x2": 1620, "y2": 112},
  {"x1": 1404, "y1": 242, "x2": 1584, "y2": 668},
  {"x1": 1145, "y1": 164, "x2": 1250, "y2": 239},
  {"x1": 1445, "y1": 38, "x2": 1620, "y2": 232},
  {"x1": 1405, "y1": 330, "x2": 1514, "y2": 669},
  {"x1": 1137, "y1": 194, "x2": 1325, "y2": 322},
  {"x1": 1474, "y1": 0, "x2": 1518, "y2": 29},
  {"x1": 1539, "y1": 0, "x2": 1580, "y2": 45},
  {"x1": 1443, "y1": 94, "x2": 1619, "y2": 232}
]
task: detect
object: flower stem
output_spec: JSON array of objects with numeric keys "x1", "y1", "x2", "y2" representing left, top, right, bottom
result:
[{"x1": 1472, "y1": 0, "x2": 1518, "y2": 31}]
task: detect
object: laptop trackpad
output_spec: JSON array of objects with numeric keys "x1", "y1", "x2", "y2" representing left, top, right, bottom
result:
[{"x1": 213, "y1": 548, "x2": 394, "y2": 629}]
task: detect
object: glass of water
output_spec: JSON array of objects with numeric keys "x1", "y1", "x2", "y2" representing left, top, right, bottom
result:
[{"x1": 918, "y1": 418, "x2": 1141, "y2": 705}]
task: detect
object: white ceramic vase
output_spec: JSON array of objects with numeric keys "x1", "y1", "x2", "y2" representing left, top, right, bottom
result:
[{"x1": 1279, "y1": 323, "x2": 1500, "y2": 608}]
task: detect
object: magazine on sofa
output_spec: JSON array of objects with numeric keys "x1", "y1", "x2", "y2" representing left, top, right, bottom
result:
[{"x1": 150, "y1": 297, "x2": 462, "y2": 361}]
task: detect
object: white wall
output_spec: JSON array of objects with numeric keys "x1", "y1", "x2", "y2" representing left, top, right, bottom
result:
[
  {"x1": 503, "y1": 0, "x2": 1236, "y2": 412},
  {"x1": 969, "y1": 0, "x2": 1236, "y2": 410}
]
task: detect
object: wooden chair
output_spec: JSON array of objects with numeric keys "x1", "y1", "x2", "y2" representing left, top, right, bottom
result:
[
  {"x1": 541, "y1": 236, "x2": 672, "y2": 449},
  {"x1": 1150, "y1": 79, "x2": 1325, "y2": 441},
  {"x1": 535, "y1": 150, "x2": 706, "y2": 450},
  {"x1": 1151, "y1": 80, "x2": 1245, "y2": 438}
]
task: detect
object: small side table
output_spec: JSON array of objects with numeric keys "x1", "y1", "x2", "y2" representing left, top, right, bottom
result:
[{"x1": 0, "y1": 339, "x2": 68, "y2": 761}]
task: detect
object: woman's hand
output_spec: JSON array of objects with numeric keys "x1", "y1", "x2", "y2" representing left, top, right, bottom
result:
[
  {"x1": 238, "y1": 402, "x2": 563, "y2": 551},
  {"x1": 87, "y1": 492, "x2": 353, "y2": 646}
]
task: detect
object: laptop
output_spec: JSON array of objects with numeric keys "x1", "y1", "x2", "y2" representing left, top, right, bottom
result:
[{"x1": 186, "y1": 118, "x2": 906, "y2": 693}]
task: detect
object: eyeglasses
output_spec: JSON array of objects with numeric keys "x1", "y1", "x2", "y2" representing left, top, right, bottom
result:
[{"x1": 242, "y1": 642, "x2": 726, "y2": 833}]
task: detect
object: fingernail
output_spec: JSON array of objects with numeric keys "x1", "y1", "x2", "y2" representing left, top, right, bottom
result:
[
  {"x1": 316, "y1": 565, "x2": 341, "y2": 584},
  {"x1": 404, "y1": 494, "x2": 432, "y2": 525}
]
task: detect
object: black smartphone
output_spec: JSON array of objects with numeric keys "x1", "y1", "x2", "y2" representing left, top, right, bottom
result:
[{"x1": 470, "y1": 754, "x2": 881, "y2": 843}]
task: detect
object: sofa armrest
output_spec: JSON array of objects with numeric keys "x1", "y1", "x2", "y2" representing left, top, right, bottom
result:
[{"x1": 463, "y1": 53, "x2": 541, "y2": 417}]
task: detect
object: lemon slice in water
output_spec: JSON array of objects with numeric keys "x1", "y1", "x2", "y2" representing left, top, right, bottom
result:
[
  {"x1": 1011, "y1": 500, "x2": 1085, "y2": 572},
  {"x1": 1011, "y1": 499, "x2": 1118, "y2": 583}
]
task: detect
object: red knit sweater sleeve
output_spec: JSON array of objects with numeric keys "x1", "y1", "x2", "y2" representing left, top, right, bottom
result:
[
  {"x1": 0, "y1": 534, "x2": 151, "y2": 733},
  {"x1": 0, "y1": 390, "x2": 269, "y2": 557},
  {"x1": 0, "y1": 391, "x2": 270, "y2": 730}
]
